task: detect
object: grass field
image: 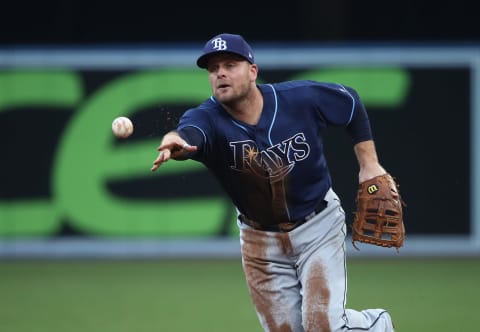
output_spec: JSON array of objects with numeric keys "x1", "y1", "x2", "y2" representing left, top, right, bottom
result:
[{"x1": 1, "y1": 258, "x2": 479, "y2": 332}]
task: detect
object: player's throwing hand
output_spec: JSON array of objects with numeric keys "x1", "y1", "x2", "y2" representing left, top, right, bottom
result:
[{"x1": 151, "y1": 132, "x2": 197, "y2": 171}]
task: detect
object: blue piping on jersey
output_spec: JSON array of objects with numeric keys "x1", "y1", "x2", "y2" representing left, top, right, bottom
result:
[
  {"x1": 266, "y1": 84, "x2": 291, "y2": 220},
  {"x1": 337, "y1": 84, "x2": 355, "y2": 125},
  {"x1": 267, "y1": 84, "x2": 279, "y2": 146},
  {"x1": 231, "y1": 120, "x2": 249, "y2": 132},
  {"x1": 183, "y1": 125, "x2": 207, "y2": 145}
]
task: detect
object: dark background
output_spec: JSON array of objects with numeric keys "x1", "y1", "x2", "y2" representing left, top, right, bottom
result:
[
  {"x1": 0, "y1": 1, "x2": 475, "y2": 237},
  {"x1": 1, "y1": 1, "x2": 478, "y2": 45}
]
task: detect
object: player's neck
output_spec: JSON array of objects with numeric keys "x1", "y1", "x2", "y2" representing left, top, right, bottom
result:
[{"x1": 224, "y1": 86, "x2": 263, "y2": 125}]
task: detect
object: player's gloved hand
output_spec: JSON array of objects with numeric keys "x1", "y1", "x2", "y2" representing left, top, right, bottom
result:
[{"x1": 351, "y1": 173, "x2": 406, "y2": 251}]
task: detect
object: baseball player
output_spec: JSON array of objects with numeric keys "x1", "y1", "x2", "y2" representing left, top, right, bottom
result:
[{"x1": 151, "y1": 33, "x2": 396, "y2": 331}]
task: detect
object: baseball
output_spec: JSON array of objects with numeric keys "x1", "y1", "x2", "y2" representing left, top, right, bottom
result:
[{"x1": 112, "y1": 116, "x2": 134, "y2": 138}]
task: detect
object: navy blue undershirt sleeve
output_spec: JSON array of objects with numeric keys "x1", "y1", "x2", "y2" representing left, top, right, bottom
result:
[{"x1": 345, "y1": 87, "x2": 373, "y2": 144}]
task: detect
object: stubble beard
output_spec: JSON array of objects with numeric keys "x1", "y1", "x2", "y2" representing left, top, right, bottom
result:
[{"x1": 217, "y1": 82, "x2": 252, "y2": 109}]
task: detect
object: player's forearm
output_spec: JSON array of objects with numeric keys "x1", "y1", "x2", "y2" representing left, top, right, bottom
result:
[
  {"x1": 353, "y1": 140, "x2": 386, "y2": 182},
  {"x1": 151, "y1": 131, "x2": 197, "y2": 171}
]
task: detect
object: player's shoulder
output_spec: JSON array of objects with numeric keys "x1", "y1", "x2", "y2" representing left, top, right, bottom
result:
[
  {"x1": 267, "y1": 80, "x2": 353, "y2": 92},
  {"x1": 184, "y1": 96, "x2": 221, "y2": 116},
  {"x1": 267, "y1": 80, "x2": 360, "y2": 100},
  {"x1": 271, "y1": 80, "x2": 320, "y2": 89}
]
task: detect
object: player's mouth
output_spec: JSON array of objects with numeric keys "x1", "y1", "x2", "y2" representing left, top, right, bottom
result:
[{"x1": 217, "y1": 84, "x2": 230, "y2": 91}]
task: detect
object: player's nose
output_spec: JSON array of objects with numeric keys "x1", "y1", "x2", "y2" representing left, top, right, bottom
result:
[{"x1": 215, "y1": 64, "x2": 230, "y2": 76}]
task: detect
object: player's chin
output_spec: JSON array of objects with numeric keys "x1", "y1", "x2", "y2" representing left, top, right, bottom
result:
[
  {"x1": 213, "y1": 92, "x2": 231, "y2": 103},
  {"x1": 216, "y1": 90, "x2": 241, "y2": 104}
]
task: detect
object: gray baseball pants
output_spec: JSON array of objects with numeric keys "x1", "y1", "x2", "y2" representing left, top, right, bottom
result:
[{"x1": 238, "y1": 188, "x2": 395, "y2": 332}]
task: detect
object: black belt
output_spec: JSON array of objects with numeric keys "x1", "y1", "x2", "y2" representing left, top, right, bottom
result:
[{"x1": 239, "y1": 200, "x2": 328, "y2": 233}]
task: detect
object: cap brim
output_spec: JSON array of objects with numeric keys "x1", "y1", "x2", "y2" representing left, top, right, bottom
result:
[
  {"x1": 196, "y1": 52, "x2": 214, "y2": 68},
  {"x1": 196, "y1": 51, "x2": 252, "y2": 69}
]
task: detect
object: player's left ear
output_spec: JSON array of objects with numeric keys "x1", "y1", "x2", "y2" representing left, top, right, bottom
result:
[{"x1": 249, "y1": 64, "x2": 259, "y2": 81}]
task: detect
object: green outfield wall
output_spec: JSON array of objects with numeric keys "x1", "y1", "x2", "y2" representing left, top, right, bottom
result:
[{"x1": 0, "y1": 45, "x2": 478, "y2": 256}]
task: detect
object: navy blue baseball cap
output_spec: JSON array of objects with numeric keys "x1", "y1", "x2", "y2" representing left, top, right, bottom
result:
[{"x1": 196, "y1": 33, "x2": 255, "y2": 69}]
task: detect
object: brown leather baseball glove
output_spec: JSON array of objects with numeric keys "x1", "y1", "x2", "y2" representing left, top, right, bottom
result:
[{"x1": 352, "y1": 173, "x2": 406, "y2": 251}]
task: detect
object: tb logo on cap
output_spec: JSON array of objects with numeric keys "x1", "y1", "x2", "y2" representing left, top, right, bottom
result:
[{"x1": 211, "y1": 37, "x2": 228, "y2": 51}]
